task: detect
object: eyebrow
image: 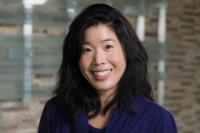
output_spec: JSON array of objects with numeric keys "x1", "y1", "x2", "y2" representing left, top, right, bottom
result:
[
  {"x1": 82, "y1": 38, "x2": 114, "y2": 45},
  {"x1": 101, "y1": 38, "x2": 114, "y2": 43},
  {"x1": 82, "y1": 41, "x2": 91, "y2": 45}
]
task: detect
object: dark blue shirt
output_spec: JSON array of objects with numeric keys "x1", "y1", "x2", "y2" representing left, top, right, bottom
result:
[
  {"x1": 89, "y1": 124, "x2": 106, "y2": 133},
  {"x1": 38, "y1": 96, "x2": 177, "y2": 133}
]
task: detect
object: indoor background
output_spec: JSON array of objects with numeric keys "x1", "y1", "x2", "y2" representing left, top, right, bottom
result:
[{"x1": 0, "y1": 0, "x2": 200, "y2": 133}]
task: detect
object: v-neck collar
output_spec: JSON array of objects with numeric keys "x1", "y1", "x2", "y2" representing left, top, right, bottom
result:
[{"x1": 71, "y1": 96, "x2": 142, "y2": 133}]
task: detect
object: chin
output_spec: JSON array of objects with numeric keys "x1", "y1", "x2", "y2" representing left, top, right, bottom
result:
[{"x1": 92, "y1": 83, "x2": 117, "y2": 93}]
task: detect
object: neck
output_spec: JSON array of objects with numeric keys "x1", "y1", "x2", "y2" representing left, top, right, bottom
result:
[{"x1": 98, "y1": 90, "x2": 116, "y2": 110}]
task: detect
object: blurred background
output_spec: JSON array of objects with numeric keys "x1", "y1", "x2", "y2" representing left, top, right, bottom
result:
[{"x1": 0, "y1": 0, "x2": 199, "y2": 133}]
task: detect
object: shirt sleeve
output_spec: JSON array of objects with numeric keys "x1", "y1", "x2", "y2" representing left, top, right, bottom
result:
[
  {"x1": 154, "y1": 111, "x2": 177, "y2": 133},
  {"x1": 38, "y1": 98, "x2": 72, "y2": 133},
  {"x1": 38, "y1": 101, "x2": 53, "y2": 133}
]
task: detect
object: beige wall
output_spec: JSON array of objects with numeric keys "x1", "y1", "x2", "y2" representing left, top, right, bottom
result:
[{"x1": 165, "y1": 0, "x2": 200, "y2": 132}]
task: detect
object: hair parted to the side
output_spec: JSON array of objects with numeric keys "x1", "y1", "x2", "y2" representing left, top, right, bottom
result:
[{"x1": 53, "y1": 3, "x2": 153, "y2": 119}]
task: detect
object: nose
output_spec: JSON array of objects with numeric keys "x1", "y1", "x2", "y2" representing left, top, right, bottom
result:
[{"x1": 92, "y1": 50, "x2": 106, "y2": 65}]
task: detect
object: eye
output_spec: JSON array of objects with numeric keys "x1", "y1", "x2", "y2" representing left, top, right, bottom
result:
[
  {"x1": 105, "y1": 44, "x2": 114, "y2": 49},
  {"x1": 82, "y1": 47, "x2": 92, "y2": 54}
]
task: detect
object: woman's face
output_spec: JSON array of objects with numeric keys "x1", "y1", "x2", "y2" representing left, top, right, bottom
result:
[{"x1": 79, "y1": 24, "x2": 126, "y2": 96}]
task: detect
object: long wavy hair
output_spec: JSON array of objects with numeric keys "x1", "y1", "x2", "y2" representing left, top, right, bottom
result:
[{"x1": 54, "y1": 4, "x2": 153, "y2": 119}]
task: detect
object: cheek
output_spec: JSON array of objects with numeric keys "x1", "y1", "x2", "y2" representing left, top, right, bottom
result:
[
  {"x1": 109, "y1": 52, "x2": 126, "y2": 67},
  {"x1": 79, "y1": 59, "x2": 85, "y2": 73},
  {"x1": 79, "y1": 57, "x2": 91, "y2": 72}
]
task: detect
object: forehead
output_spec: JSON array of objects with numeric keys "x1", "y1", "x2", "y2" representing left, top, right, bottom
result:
[{"x1": 83, "y1": 24, "x2": 117, "y2": 42}]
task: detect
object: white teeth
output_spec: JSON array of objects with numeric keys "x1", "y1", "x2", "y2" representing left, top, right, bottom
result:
[{"x1": 93, "y1": 70, "x2": 111, "y2": 77}]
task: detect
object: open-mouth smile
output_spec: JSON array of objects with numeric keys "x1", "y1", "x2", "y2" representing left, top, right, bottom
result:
[{"x1": 92, "y1": 69, "x2": 112, "y2": 80}]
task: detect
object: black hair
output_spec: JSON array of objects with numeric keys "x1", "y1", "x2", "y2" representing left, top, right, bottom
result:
[{"x1": 54, "y1": 3, "x2": 153, "y2": 119}]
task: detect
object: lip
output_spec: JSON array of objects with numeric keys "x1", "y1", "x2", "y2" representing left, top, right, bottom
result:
[{"x1": 92, "y1": 69, "x2": 112, "y2": 81}]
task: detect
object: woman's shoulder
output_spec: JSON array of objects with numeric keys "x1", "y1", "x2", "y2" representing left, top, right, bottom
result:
[
  {"x1": 43, "y1": 96, "x2": 57, "y2": 111},
  {"x1": 41, "y1": 96, "x2": 64, "y2": 120},
  {"x1": 39, "y1": 97, "x2": 72, "y2": 132},
  {"x1": 39, "y1": 96, "x2": 69, "y2": 124},
  {"x1": 131, "y1": 96, "x2": 177, "y2": 132},
  {"x1": 133, "y1": 96, "x2": 173, "y2": 115}
]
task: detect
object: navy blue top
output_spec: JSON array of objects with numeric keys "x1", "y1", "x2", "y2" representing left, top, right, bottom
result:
[
  {"x1": 89, "y1": 124, "x2": 105, "y2": 133},
  {"x1": 38, "y1": 96, "x2": 177, "y2": 133}
]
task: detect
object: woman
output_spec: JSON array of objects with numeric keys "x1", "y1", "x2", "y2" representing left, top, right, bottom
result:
[{"x1": 38, "y1": 4, "x2": 177, "y2": 133}]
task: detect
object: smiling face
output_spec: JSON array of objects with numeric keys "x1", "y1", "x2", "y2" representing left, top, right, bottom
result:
[{"x1": 79, "y1": 24, "x2": 126, "y2": 96}]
